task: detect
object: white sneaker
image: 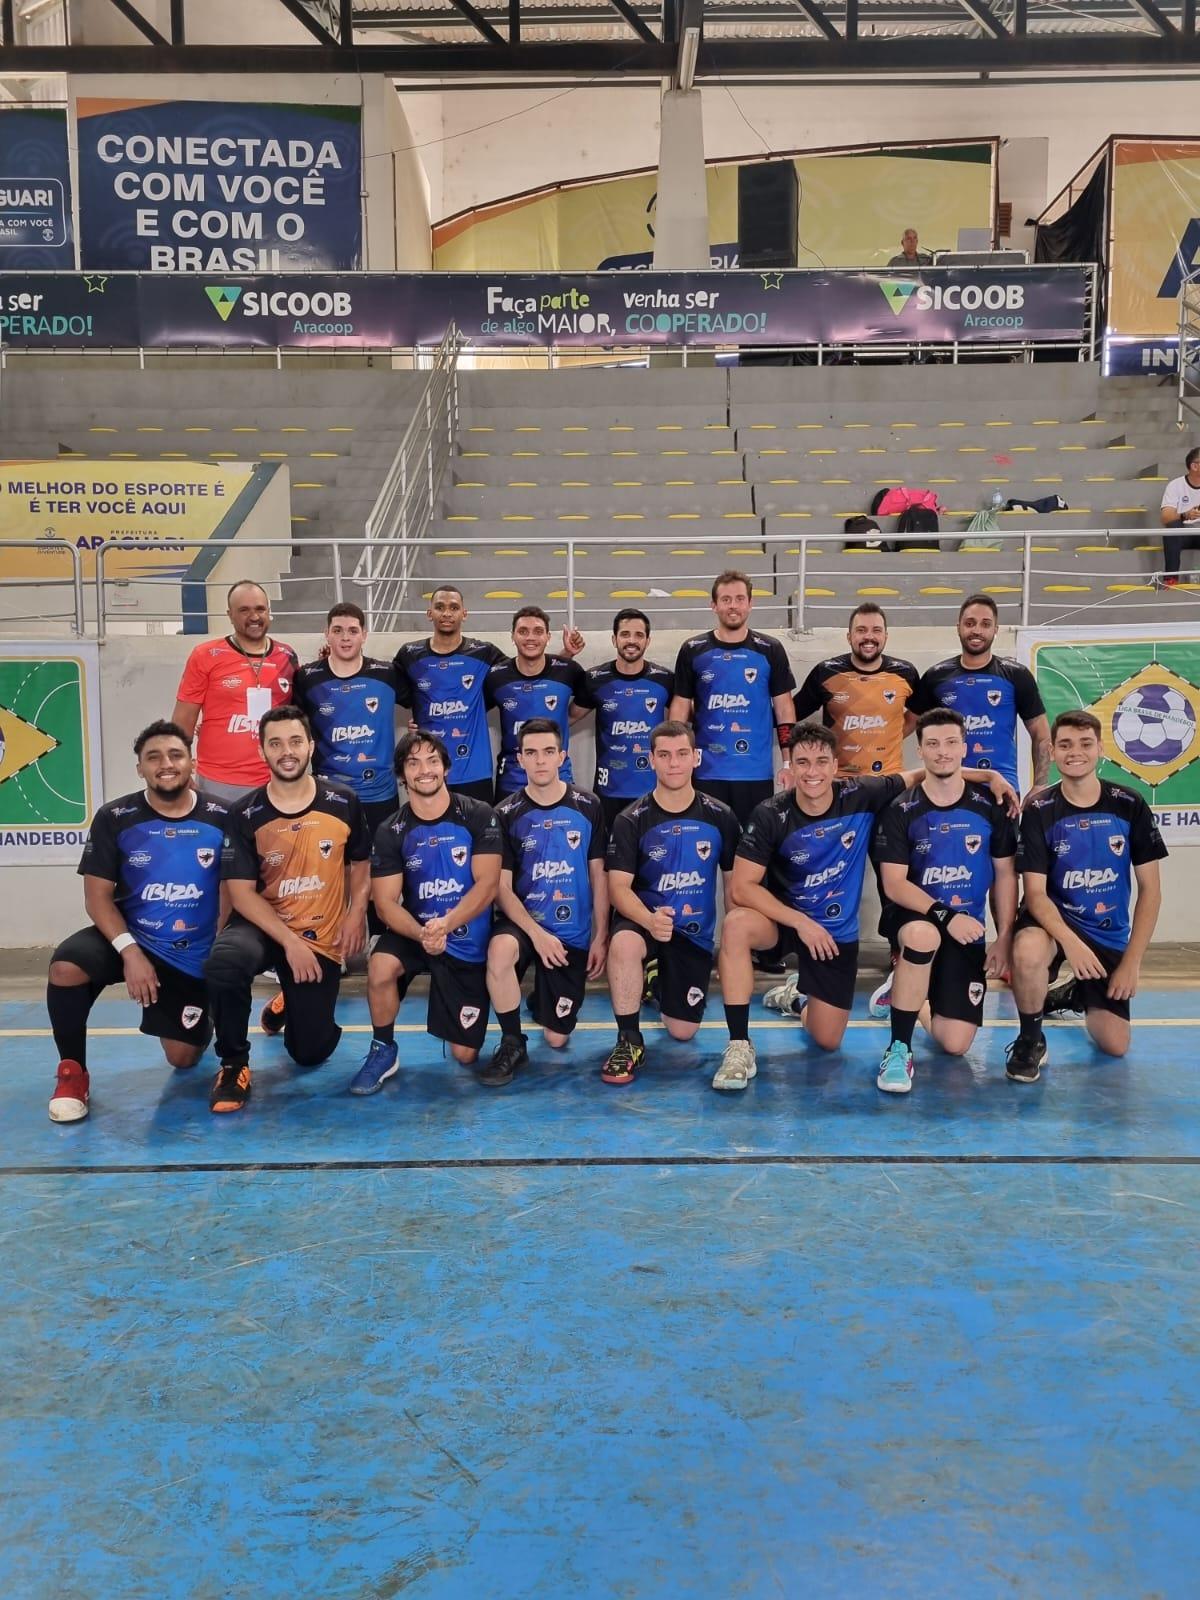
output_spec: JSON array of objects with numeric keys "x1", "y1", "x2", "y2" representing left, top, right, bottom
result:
[
  {"x1": 712, "y1": 1038, "x2": 758, "y2": 1092},
  {"x1": 762, "y1": 975, "x2": 808, "y2": 1018},
  {"x1": 868, "y1": 971, "x2": 894, "y2": 1020}
]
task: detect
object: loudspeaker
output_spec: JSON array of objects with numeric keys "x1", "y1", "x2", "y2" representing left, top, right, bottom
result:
[{"x1": 738, "y1": 161, "x2": 798, "y2": 269}]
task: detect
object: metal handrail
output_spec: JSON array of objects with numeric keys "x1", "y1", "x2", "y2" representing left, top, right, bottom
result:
[
  {"x1": 1178, "y1": 267, "x2": 1200, "y2": 426},
  {"x1": 0, "y1": 539, "x2": 85, "y2": 635}
]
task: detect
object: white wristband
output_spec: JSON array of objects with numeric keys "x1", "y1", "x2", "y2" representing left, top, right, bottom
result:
[{"x1": 111, "y1": 932, "x2": 137, "y2": 955}]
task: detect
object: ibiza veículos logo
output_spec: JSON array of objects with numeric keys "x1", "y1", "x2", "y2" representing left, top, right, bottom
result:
[
  {"x1": 204, "y1": 285, "x2": 242, "y2": 322},
  {"x1": 879, "y1": 279, "x2": 920, "y2": 318}
]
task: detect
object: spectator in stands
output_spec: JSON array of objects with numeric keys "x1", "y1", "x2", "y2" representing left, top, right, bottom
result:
[
  {"x1": 575, "y1": 608, "x2": 675, "y2": 832},
  {"x1": 485, "y1": 606, "x2": 590, "y2": 796},
  {"x1": 888, "y1": 228, "x2": 933, "y2": 269},
  {"x1": 172, "y1": 580, "x2": 298, "y2": 804},
  {"x1": 1158, "y1": 446, "x2": 1200, "y2": 587}
]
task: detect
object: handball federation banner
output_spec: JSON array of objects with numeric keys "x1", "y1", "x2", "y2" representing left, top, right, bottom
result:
[
  {"x1": 0, "y1": 266, "x2": 1088, "y2": 350},
  {"x1": 0, "y1": 642, "x2": 102, "y2": 865},
  {"x1": 0, "y1": 108, "x2": 74, "y2": 270},
  {"x1": 1018, "y1": 626, "x2": 1200, "y2": 843}
]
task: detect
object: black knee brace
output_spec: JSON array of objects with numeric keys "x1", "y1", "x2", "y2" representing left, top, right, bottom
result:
[{"x1": 899, "y1": 945, "x2": 936, "y2": 966}]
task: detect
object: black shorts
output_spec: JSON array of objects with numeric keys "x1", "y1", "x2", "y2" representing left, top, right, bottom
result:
[
  {"x1": 53, "y1": 925, "x2": 213, "y2": 1049},
  {"x1": 374, "y1": 930, "x2": 490, "y2": 1050},
  {"x1": 1014, "y1": 907, "x2": 1130, "y2": 1021},
  {"x1": 491, "y1": 919, "x2": 588, "y2": 1035},
  {"x1": 765, "y1": 926, "x2": 860, "y2": 1013},
  {"x1": 610, "y1": 915, "x2": 714, "y2": 1024},
  {"x1": 884, "y1": 907, "x2": 987, "y2": 1026},
  {"x1": 450, "y1": 777, "x2": 495, "y2": 806},
  {"x1": 695, "y1": 776, "x2": 774, "y2": 828}
]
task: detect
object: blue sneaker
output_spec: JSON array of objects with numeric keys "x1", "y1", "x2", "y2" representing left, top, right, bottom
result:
[
  {"x1": 349, "y1": 1039, "x2": 399, "y2": 1096},
  {"x1": 877, "y1": 1039, "x2": 914, "y2": 1095},
  {"x1": 868, "y1": 970, "x2": 893, "y2": 1021}
]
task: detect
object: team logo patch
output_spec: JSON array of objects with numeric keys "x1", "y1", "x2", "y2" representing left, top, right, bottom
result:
[
  {"x1": 824, "y1": 903, "x2": 842, "y2": 920},
  {"x1": 987, "y1": 689, "x2": 1003, "y2": 707},
  {"x1": 196, "y1": 847, "x2": 215, "y2": 869},
  {"x1": 278, "y1": 679, "x2": 290, "y2": 694},
  {"x1": 181, "y1": 1005, "x2": 204, "y2": 1030},
  {"x1": 566, "y1": 830, "x2": 582, "y2": 850},
  {"x1": 840, "y1": 831, "x2": 855, "y2": 851},
  {"x1": 968, "y1": 982, "x2": 985, "y2": 1007},
  {"x1": 965, "y1": 835, "x2": 982, "y2": 856},
  {"x1": 459, "y1": 1006, "x2": 480, "y2": 1029},
  {"x1": 319, "y1": 840, "x2": 333, "y2": 859},
  {"x1": 544, "y1": 695, "x2": 559, "y2": 712},
  {"x1": 696, "y1": 839, "x2": 712, "y2": 861},
  {"x1": 365, "y1": 697, "x2": 379, "y2": 714},
  {"x1": 1109, "y1": 835, "x2": 1126, "y2": 857},
  {"x1": 555, "y1": 996, "x2": 574, "y2": 1019},
  {"x1": 883, "y1": 689, "x2": 897, "y2": 704},
  {"x1": 461, "y1": 674, "x2": 475, "y2": 690},
  {"x1": 686, "y1": 986, "x2": 705, "y2": 1008},
  {"x1": 744, "y1": 667, "x2": 758, "y2": 684},
  {"x1": 451, "y1": 845, "x2": 468, "y2": 867}
]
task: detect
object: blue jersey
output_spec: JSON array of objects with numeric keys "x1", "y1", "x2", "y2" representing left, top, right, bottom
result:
[
  {"x1": 577, "y1": 660, "x2": 674, "y2": 800},
  {"x1": 672, "y1": 630, "x2": 794, "y2": 781},
  {"x1": 485, "y1": 656, "x2": 588, "y2": 794},
  {"x1": 293, "y1": 657, "x2": 400, "y2": 804},
  {"x1": 606, "y1": 791, "x2": 740, "y2": 953},
  {"x1": 370, "y1": 793, "x2": 503, "y2": 965},
  {"x1": 393, "y1": 637, "x2": 505, "y2": 786},
  {"x1": 1018, "y1": 780, "x2": 1166, "y2": 950},
  {"x1": 874, "y1": 783, "x2": 1017, "y2": 932},
  {"x1": 738, "y1": 776, "x2": 905, "y2": 944},
  {"x1": 913, "y1": 656, "x2": 1044, "y2": 790},
  {"x1": 497, "y1": 784, "x2": 606, "y2": 950},
  {"x1": 79, "y1": 789, "x2": 230, "y2": 978}
]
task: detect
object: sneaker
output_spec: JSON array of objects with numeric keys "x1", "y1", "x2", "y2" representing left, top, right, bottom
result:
[
  {"x1": 762, "y1": 975, "x2": 808, "y2": 1018},
  {"x1": 1043, "y1": 976, "x2": 1082, "y2": 1018},
  {"x1": 877, "y1": 1039, "x2": 914, "y2": 1094},
  {"x1": 1162, "y1": 574, "x2": 1181, "y2": 589},
  {"x1": 752, "y1": 950, "x2": 786, "y2": 976},
  {"x1": 1005, "y1": 1034, "x2": 1047, "y2": 1083},
  {"x1": 48, "y1": 1059, "x2": 90, "y2": 1123},
  {"x1": 260, "y1": 990, "x2": 286, "y2": 1036},
  {"x1": 868, "y1": 971, "x2": 894, "y2": 1021},
  {"x1": 349, "y1": 1038, "x2": 400, "y2": 1096},
  {"x1": 210, "y1": 1063, "x2": 252, "y2": 1113},
  {"x1": 478, "y1": 1033, "x2": 528, "y2": 1088},
  {"x1": 712, "y1": 1038, "x2": 758, "y2": 1092},
  {"x1": 601, "y1": 1035, "x2": 645, "y2": 1085}
]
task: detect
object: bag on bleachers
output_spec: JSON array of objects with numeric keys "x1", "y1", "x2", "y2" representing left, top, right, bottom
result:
[
  {"x1": 895, "y1": 504, "x2": 940, "y2": 552},
  {"x1": 963, "y1": 507, "x2": 1001, "y2": 551},
  {"x1": 843, "y1": 515, "x2": 883, "y2": 552}
]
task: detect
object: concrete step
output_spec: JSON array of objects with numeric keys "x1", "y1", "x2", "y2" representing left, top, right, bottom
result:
[
  {"x1": 458, "y1": 424, "x2": 738, "y2": 454},
  {"x1": 442, "y1": 482, "x2": 756, "y2": 519},
  {"x1": 450, "y1": 456, "x2": 746, "y2": 489}
]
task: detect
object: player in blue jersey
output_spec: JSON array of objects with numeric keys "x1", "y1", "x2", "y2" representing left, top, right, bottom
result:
[
  {"x1": 576, "y1": 608, "x2": 674, "y2": 832},
  {"x1": 912, "y1": 594, "x2": 1051, "y2": 793},
  {"x1": 46, "y1": 720, "x2": 230, "y2": 1122},
  {"x1": 486, "y1": 605, "x2": 590, "y2": 796},
  {"x1": 1005, "y1": 710, "x2": 1167, "y2": 1082},
  {"x1": 601, "y1": 721, "x2": 740, "y2": 1087},
  {"x1": 872, "y1": 709, "x2": 1018, "y2": 1093},
  {"x1": 669, "y1": 569, "x2": 796, "y2": 826},
  {"x1": 483, "y1": 720, "x2": 609, "y2": 1085},
  {"x1": 717, "y1": 725, "x2": 1018, "y2": 1090},
  {"x1": 350, "y1": 730, "x2": 503, "y2": 1094}
]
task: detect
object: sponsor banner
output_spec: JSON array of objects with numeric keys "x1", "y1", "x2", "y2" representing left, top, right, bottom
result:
[
  {"x1": 0, "y1": 642, "x2": 102, "y2": 864},
  {"x1": 1103, "y1": 336, "x2": 1179, "y2": 377},
  {"x1": 76, "y1": 98, "x2": 362, "y2": 272},
  {"x1": 0, "y1": 460, "x2": 255, "y2": 579},
  {"x1": 1018, "y1": 626, "x2": 1200, "y2": 842},
  {"x1": 0, "y1": 272, "x2": 140, "y2": 347},
  {"x1": 0, "y1": 107, "x2": 75, "y2": 269},
  {"x1": 433, "y1": 143, "x2": 993, "y2": 273},
  {"x1": 0, "y1": 267, "x2": 1088, "y2": 349},
  {"x1": 1109, "y1": 139, "x2": 1200, "y2": 343}
]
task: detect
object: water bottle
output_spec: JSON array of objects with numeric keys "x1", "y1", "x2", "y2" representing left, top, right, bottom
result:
[{"x1": 991, "y1": 490, "x2": 1005, "y2": 511}]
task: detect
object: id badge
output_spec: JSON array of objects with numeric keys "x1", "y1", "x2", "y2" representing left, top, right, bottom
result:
[{"x1": 246, "y1": 685, "x2": 272, "y2": 725}]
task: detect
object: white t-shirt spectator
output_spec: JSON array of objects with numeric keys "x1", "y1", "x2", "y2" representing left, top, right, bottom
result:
[{"x1": 1160, "y1": 474, "x2": 1200, "y2": 521}]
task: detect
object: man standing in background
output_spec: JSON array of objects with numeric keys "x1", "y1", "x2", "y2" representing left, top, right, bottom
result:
[
  {"x1": 486, "y1": 606, "x2": 590, "y2": 797},
  {"x1": 793, "y1": 602, "x2": 919, "y2": 780},
  {"x1": 577, "y1": 607, "x2": 674, "y2": 832}
]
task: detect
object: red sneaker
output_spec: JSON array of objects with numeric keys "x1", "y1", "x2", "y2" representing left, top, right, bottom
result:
[
  {"x1": 49, "y1": 1059, "x2": 90, "y2": 1123},
  {"x1": 1163, "y1": 575, "x2": 1181, "y2": 589},
  {"x1": 259, "y1": 990, "x2": 286, "y2": 1036}
]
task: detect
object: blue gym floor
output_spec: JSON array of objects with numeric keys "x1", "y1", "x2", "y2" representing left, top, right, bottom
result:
[{"x1": 2, "y1": 986, "x2": 1197, "y2": 1599}]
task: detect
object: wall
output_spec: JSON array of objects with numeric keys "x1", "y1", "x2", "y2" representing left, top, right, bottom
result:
[{"x1": 3, "y1": 627, "x2": 1193, "y2": 949}]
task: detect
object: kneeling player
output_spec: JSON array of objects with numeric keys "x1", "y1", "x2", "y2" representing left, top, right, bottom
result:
[
  {"x1": 351, "y1": 731, "x2": 502, "y2": 1094},
  {"x1": 873, "y1": 709, "x2": 1017, "y2": 1093},
  {"x1": 1005, "y1": 710, "x2": 1166, "y2": 1081},
  {"x1": 485, "y1": 720, "x2": 608, "y2": 1086},
  {"x1": 601, "y1": 721, "x2": 740, "y2": 1086},
  {"x1": 47, "y1": 721, "x2": 230, "y2": 1122}
]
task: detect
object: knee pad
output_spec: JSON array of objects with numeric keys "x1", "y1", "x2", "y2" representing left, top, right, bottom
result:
[{"x1": 899, "y1": 945, "x2": 936, "y2": 966}]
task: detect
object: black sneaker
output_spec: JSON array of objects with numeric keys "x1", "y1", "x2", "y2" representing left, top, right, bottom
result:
[
  {"x1": 477, "y1": 1033, "x2": 528, "y2": 1088},
  {"x1": 1005, "y1": 1035, "x2": 1047, "y2": 1083},
  {"x1": 601, "y1": 1036, "x2": 646, "y2": 1086},
  {"x1": 642, "y1": 957, "x2": 660, "y2": 1009},
  {"x1": 1043, "y1": 977, "x2": 1082, "y2": 1018},
  {"x1": 752, "y1": 950, "x2": 787, "y2": 977},
  {"x1": 210, "y1": 1062, "x2": 252, "y2": 1113}
]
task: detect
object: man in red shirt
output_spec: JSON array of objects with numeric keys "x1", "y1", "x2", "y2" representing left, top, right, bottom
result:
[{"x1": 172, "y1": 580, "x2": 298, "y2": 804}]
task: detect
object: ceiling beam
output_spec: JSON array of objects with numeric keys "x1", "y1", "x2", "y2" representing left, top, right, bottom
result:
[
  {"x1": 605, "y1": 0, "x2": 660, "y2": 43},
  {"x1": 102, "y1": 0, "x2": 169, "y2": 47},
  {"x1": 956, "y1": 0, "x2": 1007, "y2": 39},
  {"x1": 1125, "y1": 0, "x2": 1176, "y2": 33},
  {"x1": 442, "y1": 0, "x2": 508, "y2": 44},
  {"x1": 271, "y1": 0, "x2": 340, "y2": 45},
  {"x1": 788, "y1": 0, "x2": 840, "y2": 43}
]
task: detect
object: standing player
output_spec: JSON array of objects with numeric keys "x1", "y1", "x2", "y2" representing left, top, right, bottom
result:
[
  {"x1": 172, "y1": 579, "x2": 298, "y2": 804},
  {"x1": 486, "y1": 606, "x2": 590, "y2": 797},
  {"x1": 484, "y1": 720, "x2": 608, "y2": 1085},
  {"x1": 205, "y1": 707, "x2": 370, "y2": 1113},
  {"x1": 46, "y1": 721, "x2": 230, "y2": 1123},
  {"x1": 717, "y1": 726, "x2": 1017, "y2": 1090},
  {"x1": 668, "y1": 569, "x2": 795, "y2": 826},
  {"x1": 576, "y1": 608, "x2": 674, "y2": 832},
  {"x1": 912, "y1": 594, "x2": 1051, "y2": 793},
  {"x1": 872, "y1": 709, "x2": 1018, "y2": 1093},
  {"x1": 793, "y1": 602, "x2": 919, "y2": 778},
  {"x1": 601, "y1": 721, "x2": 740, "y2": 1087},
  {"x1": 351, "y1": 731, "x2": 503, "y2": 1094},
  {"x1": 1005, "y1": 711, "x2": 1166, "y2": 1082}
]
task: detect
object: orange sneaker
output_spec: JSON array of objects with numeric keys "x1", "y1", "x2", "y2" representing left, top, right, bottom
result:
[
  {"x1": 210, "y1": 1063, "x2": 252, "y2": 1113},
  {"x1": 259, "y1": 991, "x2": 286, "y2": 1036}
]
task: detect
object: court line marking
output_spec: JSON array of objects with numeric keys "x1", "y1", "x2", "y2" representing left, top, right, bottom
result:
[
  {"x1": 1, "y1": 1154, "x2": 1197, "y2": 1177},
  {"x1": 2, "y1": 1019, "x2": 1197, "y2": 1039}
]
